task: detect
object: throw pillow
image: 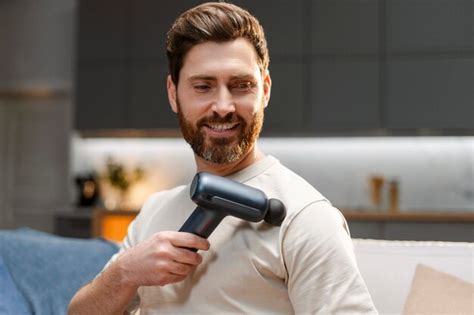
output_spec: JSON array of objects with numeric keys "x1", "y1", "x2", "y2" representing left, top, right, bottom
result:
[{"x1": 403, "y1": 264, "x2": 474, "y2": 315}]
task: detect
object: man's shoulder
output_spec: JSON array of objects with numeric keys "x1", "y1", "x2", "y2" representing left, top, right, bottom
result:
[
  {"x1": 137, "y1": 184, "x2": 190, "y2": 218},
  {"x1": 256, "y1": 158, "x2": 328, "y2": 202},
  {"x1": 246, "y1": 157, "x2": 331, "y2": 219}
]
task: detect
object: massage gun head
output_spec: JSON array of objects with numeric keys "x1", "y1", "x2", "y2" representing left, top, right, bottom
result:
[
  {"x1": 190, "y1": 172, "x2": 286, "y2": 226},
  {"x1": 264, "y1": 198, "x2": 286, "y2": 226}
]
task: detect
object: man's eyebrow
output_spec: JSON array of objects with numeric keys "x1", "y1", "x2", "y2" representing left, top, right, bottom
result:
[
  {"x1": 187, "y1": 75, "x2": 216, "y2": 82},
  {"x1": 187, "y1": 74, "x2": 257, "y2": 82},
  {"x1": 230, "y1": 74, "x2": 257, "y2": 81}
]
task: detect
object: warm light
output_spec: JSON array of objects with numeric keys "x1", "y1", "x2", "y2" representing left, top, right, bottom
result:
[
  {"x1": 100, "y1": 214, "x2": 137, "y2": 242},
  {"x1": 127, "y1": 180, "x2": 157, "y2": 210}
]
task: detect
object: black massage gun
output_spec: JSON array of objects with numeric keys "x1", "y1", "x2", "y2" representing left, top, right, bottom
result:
[{"x1": 179, "y1": 172, "x2": 286, "y2": 240}]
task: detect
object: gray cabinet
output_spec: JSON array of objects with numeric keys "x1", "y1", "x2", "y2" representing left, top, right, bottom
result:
[
  {"x1": 262, "y1": 62, "x2": 306, "y2": 135},
  {"x1": 77, "y1": 0, "x2": 129, "y2": 61},
  {"x1": 75, "y1": 63, "x2": 129, "y2": 130},
  {"x1": 311, "y1": 61, "x2": 380, "y2": 131},
  {"x1": 232, "y1": 0, "x2": 305, "y2": 57},
  {"x1": 386, "y1": 59, "x2": 474, "y2": 129},
  {"x1": 131, "y1": 0, "x2": 203, "y2": 62},
  {"x1": 386, "y1": 0, "x2": 472, "y2": 53},
  {"x1": 75, "y1": 0, "x2": 474, "y2": 134},
  {"x1": 384, "y1": 0, "x2": 474, "y2": 130},
  {"x1": 312, "y1": 0, "x2": 379, "y2": 55},
  {"x1": 130, "y1": 62, "x2": 177, "y2": 129}
]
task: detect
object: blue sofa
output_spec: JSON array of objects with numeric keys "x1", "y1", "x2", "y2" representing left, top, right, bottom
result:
[{"x1": 0, "y1": 228, "x2": 119, "y2": 315}]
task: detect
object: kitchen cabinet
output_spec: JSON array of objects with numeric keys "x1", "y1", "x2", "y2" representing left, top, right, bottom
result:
[
  {"x1": 310, "y1": 60, "x2": 380, "y2": 132},
  {"x1": 386, "y1": 59, "x2": 474, "y2": 129},
  {"x1": 309, "y1": 0, "x2": 381, "y2": 133},
  {"x1": 311, "y1": 0, "x2": 379, "y2": 55},
  {"x1": 232, "y1": 0, "x2": 305, "y2": 57},
  {"x1": 130, "y1": 0, "x2": 204, "y2": 62},
  {"x1": 77, "y1": 0, "x2": 129, "y2": 61},
  {"x1": 386, "y1": 0, "x2": 472, "y2": 53},
  {"x1": 129, "y1": 62, "x2": 177, "y2": 129},
  {"x1": 75, "y1": 63, "x2": 129, "y2": 130},
  {"x1": 262, "y1": 62, "x2": 306, "y2": 135},
  {"x1": 75, "y1": 0, "x2": 474, "y2": 135},
  {"x1": 384, "y1": 0, "x2": 474, "y2": 130}
]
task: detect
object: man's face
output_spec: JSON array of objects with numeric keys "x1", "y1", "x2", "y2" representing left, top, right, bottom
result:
[{"x1": 167, "y1": 38, "x2": 271, "y2": 164}]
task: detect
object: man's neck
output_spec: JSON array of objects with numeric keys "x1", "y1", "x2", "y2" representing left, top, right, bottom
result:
[{"x1": 194, "y1": 145, "x2": 265, "y2": 177}]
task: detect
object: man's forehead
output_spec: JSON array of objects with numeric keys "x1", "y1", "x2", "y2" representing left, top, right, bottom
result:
[{"x1": 179, "y1": 38, "x2": 261, "y2": 75}]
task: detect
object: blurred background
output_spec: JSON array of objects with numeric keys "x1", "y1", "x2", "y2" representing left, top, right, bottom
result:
[{"x1": 0, "y1": 0, "x2": 472, "y2": 241}]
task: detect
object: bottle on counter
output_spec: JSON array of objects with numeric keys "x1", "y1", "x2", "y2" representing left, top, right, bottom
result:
[
  {"x1": 368, "y1": 175, "x2": 385, "y2": 212},
  {"x1": 388, "y1": 179, "x2": 399, "y2": 214}
]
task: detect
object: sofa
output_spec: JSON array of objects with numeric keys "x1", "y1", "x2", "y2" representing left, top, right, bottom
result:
[
  {"x1": 353, "y1": 239, "x2": 473, "y2": 314},
  {"x1": 1, "y1": 228, "x2": 472, "y2": 314}
]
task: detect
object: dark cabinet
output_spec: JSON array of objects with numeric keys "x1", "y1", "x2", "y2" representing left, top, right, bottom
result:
[
  {"x1": 75, "y1": 0, "x2": 474, "y2": 134},
  {"x1": 75, "y1": 63, "x2": 129, "y2": 129},
  {"x1": 386, "y1": 59, "x2": 474, "y2": 129},
  {"x1": 311, "y1": 61, "x2": 380, "y2": 131},
  {"x1": 262, "y1": 62, "x2": 305, "y2": 135},
  {"x1": 232, "y1": 0, "x2": 305, "y2": 57},
  {"x1": 129, "y1": 62, "x2": 178, "y2": 129},
  {"x1": 77, "y1": 0, "x2": 129, "y2": 61},
  {"x1": 130, "y1": 0, "x2": 204, "y2": 61},
  {"x1": 384, "y1": 0, "x2": 474, "y2": 130},
  {"x1": 311, "y1": 0, "x2": 379, "y2": 55}
]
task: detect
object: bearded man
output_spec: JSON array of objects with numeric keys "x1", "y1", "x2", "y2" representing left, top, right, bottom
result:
[{"x1": 69, "y1": 2, "x2": 377, "y2": 314}]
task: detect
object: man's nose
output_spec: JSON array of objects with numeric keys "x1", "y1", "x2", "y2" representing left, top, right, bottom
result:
[{"x1": 211, "y1": 86, "x2": 236, "y2": 116}]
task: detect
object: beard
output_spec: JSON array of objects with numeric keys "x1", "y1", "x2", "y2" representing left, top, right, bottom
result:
[{"x1": 176, "y1": 99, "x2": 265, "y2": 165}]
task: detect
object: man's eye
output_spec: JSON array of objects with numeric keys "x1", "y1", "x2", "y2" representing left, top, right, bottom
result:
[
  {"x1": 233, "y1": 81, "x2": 253, "y2": 91},
  {"x1": 194, "y1": 84, "x2": 211, "y2": 92}
]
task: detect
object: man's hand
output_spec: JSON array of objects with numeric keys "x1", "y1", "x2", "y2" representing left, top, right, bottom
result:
[
  {"x1": 68, "y1": 231, "x2": 209, "y2": 315},
  {"x1": 116, "y1": 231, "x2": 210, "y2": 287}
]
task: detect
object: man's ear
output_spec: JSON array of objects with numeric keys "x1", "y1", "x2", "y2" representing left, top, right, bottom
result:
[
  {"x1": 167, "y1": 75, "x2": 178, "y2": 113},
  {"x1": 263, "y1": 69, "x2": 272, "y2": 108}
]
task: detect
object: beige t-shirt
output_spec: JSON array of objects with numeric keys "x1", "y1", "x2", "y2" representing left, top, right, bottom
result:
[{"x1": 106, "y1": 156, "x2": 377, "y2": 314}]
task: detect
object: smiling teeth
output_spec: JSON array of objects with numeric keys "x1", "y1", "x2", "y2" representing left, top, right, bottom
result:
[{"x1": 208, "y1": 123, "x2": 236, "y2": 131}]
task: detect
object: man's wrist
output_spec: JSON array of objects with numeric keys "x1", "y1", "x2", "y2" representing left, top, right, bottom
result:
[{"x1": 104, "y1": 258, "x2": 140, "y2": 292}]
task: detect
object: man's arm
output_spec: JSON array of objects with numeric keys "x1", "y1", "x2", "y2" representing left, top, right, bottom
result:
[
  {"x1": 283, "y1": 201, "x2": 377, "y2": 314},
  {"x1": 68, "y1": 231, "x2": 210, "y2": 315}
]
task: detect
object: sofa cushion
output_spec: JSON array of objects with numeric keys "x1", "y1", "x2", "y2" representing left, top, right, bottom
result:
[
  {"x1": 0, "y1": 228, "x2": 119, "y2": 315},
  {"x1": 403, "y1": 264, "x2": 474, "y2": 315},
  {"x1": 0, "y1": 256, "x2": 30, "y2": 314}
]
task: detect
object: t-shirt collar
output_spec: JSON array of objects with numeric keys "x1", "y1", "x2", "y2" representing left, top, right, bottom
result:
[{"x1": 226, "y1": 155, "x2": 279, "y2": 183}]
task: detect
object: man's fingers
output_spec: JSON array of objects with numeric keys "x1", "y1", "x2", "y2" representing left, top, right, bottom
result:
[
  {"x1": 166, "y1": 231, "x2": 210, "y2": 251},
  {"x1": 170, "y1": 246, "x2": 203, "y2": 265},
  {"x1": 166, "y1": 261, "x2": 194, "y2": 276}
]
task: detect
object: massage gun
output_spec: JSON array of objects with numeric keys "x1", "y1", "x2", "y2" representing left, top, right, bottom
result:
[{"x1": 179, "y1": 172, "x2": 286, "y2": 240}]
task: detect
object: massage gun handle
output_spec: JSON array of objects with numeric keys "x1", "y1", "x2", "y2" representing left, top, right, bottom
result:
[{"x1": 178, "y1": 206, "x2": 226, "y2": 251}]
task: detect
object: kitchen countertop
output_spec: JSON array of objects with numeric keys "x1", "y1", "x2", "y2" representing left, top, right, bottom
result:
[{"x1": 341, "y1": 210, "x2": 474, "y2": 222}]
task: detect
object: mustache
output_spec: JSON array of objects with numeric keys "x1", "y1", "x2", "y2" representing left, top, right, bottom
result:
[{"x1": 197, "y1": 112, "x2": 243, "y2": 127}]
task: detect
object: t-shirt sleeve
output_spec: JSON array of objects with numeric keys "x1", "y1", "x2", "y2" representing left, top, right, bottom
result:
[{"x1": 282, "y1": 201, "x2": 378, "y2": 314}]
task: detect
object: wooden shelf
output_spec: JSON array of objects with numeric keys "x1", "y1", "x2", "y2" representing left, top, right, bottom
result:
[{"x1": 341, "y1": 210, "x2": 474, "y2": 223}]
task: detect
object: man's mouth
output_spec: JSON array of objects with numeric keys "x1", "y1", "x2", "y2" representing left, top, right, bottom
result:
[
  {"x1": 203, "y1": 122, "x2": 240, "y2": 137},
  {"x1": 205, "y1": 123, "x2": 239, "y2": 131}
]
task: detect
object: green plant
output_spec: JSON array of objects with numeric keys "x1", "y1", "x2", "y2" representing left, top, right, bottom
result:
[{"x1": 104, "y1": 157, "x2": 144, "y2": 193}]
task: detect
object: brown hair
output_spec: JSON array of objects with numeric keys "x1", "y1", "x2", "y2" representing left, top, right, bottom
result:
[{"x1": 166, "y1": 2, "x2": 269, "y2": 85}]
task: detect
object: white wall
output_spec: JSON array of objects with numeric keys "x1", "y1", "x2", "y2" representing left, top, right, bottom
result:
[{"x1": 72, "y1": 136, "x2": 474, "y2": 212}]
